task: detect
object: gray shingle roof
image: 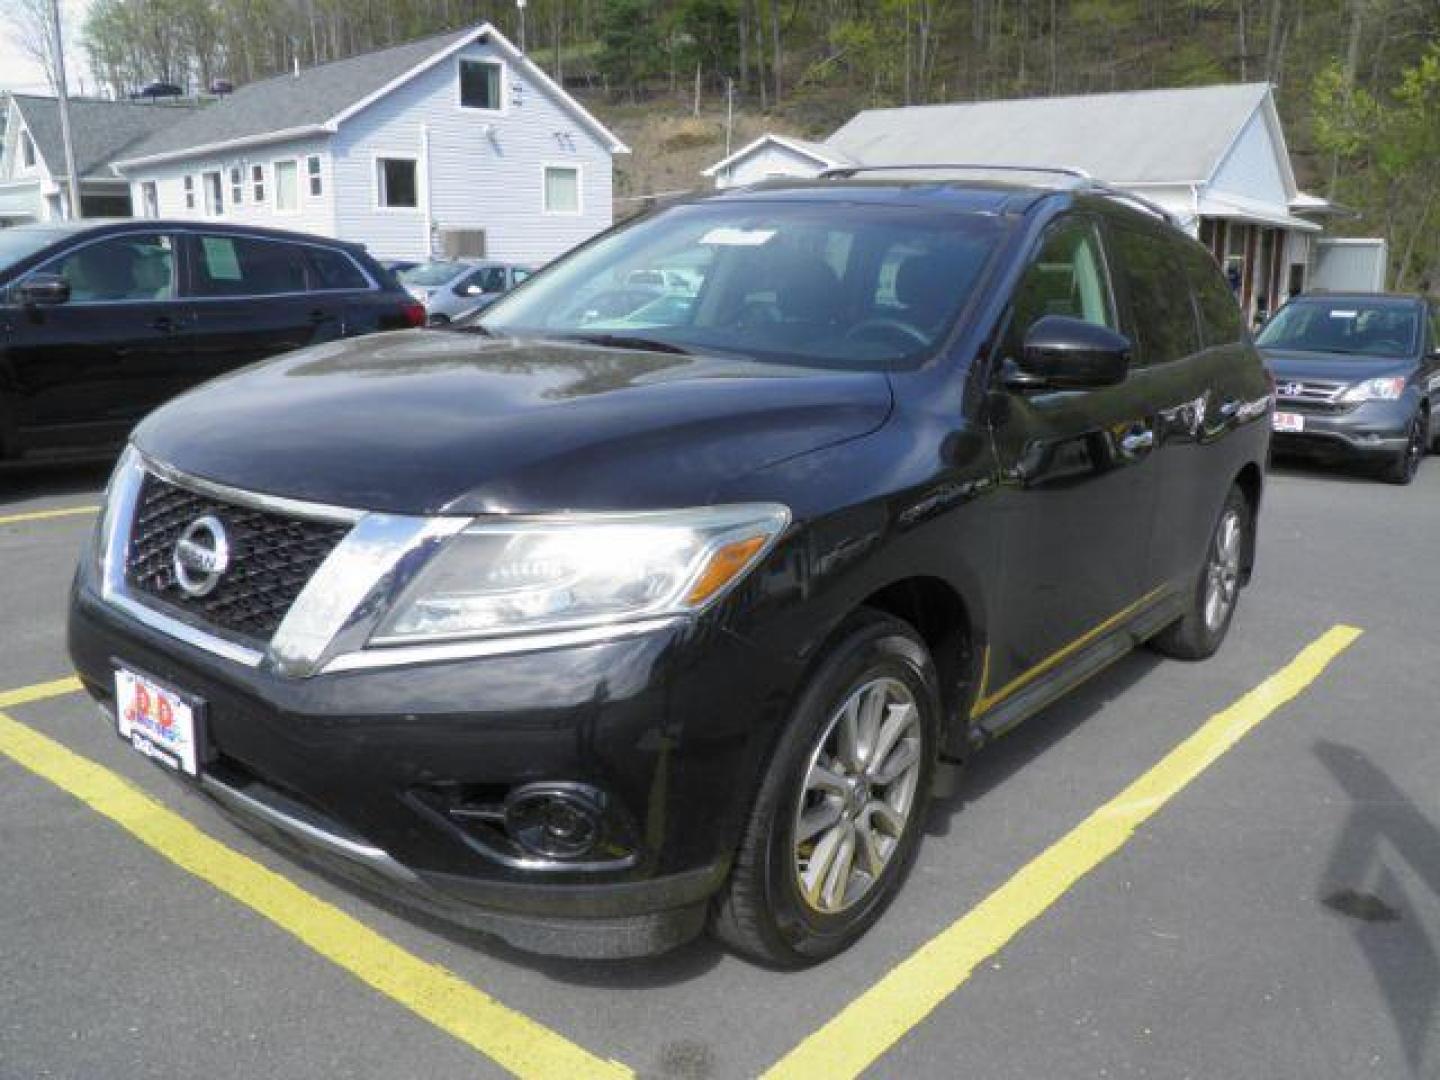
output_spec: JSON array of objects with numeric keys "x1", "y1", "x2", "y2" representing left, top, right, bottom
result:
[
  {"x1": 826, "y1": 83, "x2": 1273, "y2": 184},
  {"x1": 10, "y1": 95, "x2": 199, "y2": 179},
  {"x1": 114, "y1": 26, "x2": 480, "y2": 164}
]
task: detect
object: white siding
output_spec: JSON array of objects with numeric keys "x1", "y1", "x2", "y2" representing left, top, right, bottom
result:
[
  {"x1": 125, "y1": 134, "x2": 338, "y2": 238},
  {"x1": 715, "y1": 144, "x2": 827, "y2": 189},
  {"x1": 1208, "y1": 111, "x2": 1289, "y2": 209},
  {"x1": 1312, "y1": 239, "x2": 1389, "y2": 292},
  {"x1": 331, "y1": 38, "x2": 613, "y2": 263},
  {"x1": 0, "y1": 103, "x2": 53, "y2": 222}
]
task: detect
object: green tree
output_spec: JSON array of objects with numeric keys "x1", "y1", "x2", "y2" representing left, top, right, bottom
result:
[{"x1": 596, "y1": 0, "x2": 664, "y2": 99}]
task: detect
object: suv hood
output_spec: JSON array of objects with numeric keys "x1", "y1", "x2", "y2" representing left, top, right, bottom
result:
[
  {"x1": 1260, "y1": 347, "x2": 1415, "y2": 384},
  {"x1": 133, "y1": 331, "x2": 893, "y2": 516}
]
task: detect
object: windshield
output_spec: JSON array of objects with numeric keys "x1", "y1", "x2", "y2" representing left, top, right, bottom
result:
[
  {"x1": 400, "y1": 261, "x2": 469, "y2": 287},
  {"x1": 1257, "y1": 300, "x2": 1420, "y2": 358},
  {"x1": 479, "y1": 201, "x2": 1007, "y2": 370},
  {"x1": 0, "y1": 229, "x2": 67, "y2": 275}
]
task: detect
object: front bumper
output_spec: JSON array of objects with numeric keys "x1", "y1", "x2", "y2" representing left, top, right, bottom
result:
[
  {"x1": 1270, "y1": 398, "x2": 1412, "y2": 461},
  {"x1": 69, "y1": 575, "x2": 795, "y2": 958}
]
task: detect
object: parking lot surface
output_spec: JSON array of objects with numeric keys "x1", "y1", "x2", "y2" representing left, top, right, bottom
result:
[{"x1": 2, "y1": 456, "x2": 1438, "y2": 1079}]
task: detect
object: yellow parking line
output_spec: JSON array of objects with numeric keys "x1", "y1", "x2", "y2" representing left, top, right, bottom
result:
[
  {"x1": 764, "y1": 624, "x2": 1363, "y2": 1080},
  {"x1": 0, "y1": 681, "x2": 631, "y2": 1079},
  {"x1": 0, "y1": 675, "x2": 83, "y2": 711},
  {"x1": 0, "y1": 505, "x2": 99, "y2": 527}
]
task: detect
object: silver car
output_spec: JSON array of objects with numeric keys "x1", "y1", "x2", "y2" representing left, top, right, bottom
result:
[{"x1": 399, "y1": 260, "x2": 533, "y2": 324}]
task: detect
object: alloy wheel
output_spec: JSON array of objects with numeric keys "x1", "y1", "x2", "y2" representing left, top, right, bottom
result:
[
  {"x1": 793, "y1": 677, "x2": 924, "y2": 914},
  {"x1": 1203, "y1": 506, "x2": 1243, "y2": 633}
]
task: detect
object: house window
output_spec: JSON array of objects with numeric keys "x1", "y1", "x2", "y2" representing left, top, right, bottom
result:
[
  {"x1": 20, "y1": 133, "x2": 35, "y2": 169},
  {"x1": 251, "y1": 163, "x2": 265, "y2": 203},
  {"x1": 459, "y1": 59, "x2": 503, "y2": 110},
  {"x1": 543, "y1": 165, "x2": 580, "y2": 214},
  {"x1": 274, "y1": 159, "x2": 299, "y2": 212},
  {"x1": 140, "y1": 181, "x2": 158, "y2": 218},
  {"x1": 203, "y1": 170, "x2": 223, "y2": 215},
  {"x1": 183, "y1": 175, "x2": 196, "y2": 210},
  {"x1": 230, "y1": 166, "x2": 243, "y2": 206},
  {"x1": 306, "y1": 155, "x2": 322, "y2": 197},
  {"x1": 376, "y1": 157, "x2": 418, "y2": 209}
]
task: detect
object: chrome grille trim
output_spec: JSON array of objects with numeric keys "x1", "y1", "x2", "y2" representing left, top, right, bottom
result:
[{"x1": 1274, "y1": 379, "x2": 1346, "y2": 405}]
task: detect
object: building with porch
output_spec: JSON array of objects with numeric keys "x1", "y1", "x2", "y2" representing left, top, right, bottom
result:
[
  {"x1": 0, "y1": 94, "x2": 196, "y2": 224},
  {"x1": 703, "y1": 83, "x2": 1335, "y2": 324}
]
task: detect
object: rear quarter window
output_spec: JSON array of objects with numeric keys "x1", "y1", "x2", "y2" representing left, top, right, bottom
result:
[
  {"x1": 1110, "y1": 223, "x2": 1202, "y2": 365},
  {"x1": 306, "y1": 247, "x2": 370, "y2": 291}
]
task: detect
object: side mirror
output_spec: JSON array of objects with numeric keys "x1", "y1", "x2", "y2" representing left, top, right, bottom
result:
[
  {"x1": 1009, "y1": 315, "x2": 1132, "y2": 390},
  {"x1": 15, "y1": 273, "x2": 70, "y2": 307}
]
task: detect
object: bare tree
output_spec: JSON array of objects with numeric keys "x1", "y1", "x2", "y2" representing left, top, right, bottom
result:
[{"x1": 3, "y1": 0, "x2": 66, "y2": 92}]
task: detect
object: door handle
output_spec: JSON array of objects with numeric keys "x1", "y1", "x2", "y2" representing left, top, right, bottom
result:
[
  {"x1": 309, "y1": 309, "x2": 336, "y2": 324},
  {"x1": 151, "y1": 316, "x2": 178, "y2": 333},
  {"x1": 1120, "y1": 429, "x2": 1155, "y2": 454}
]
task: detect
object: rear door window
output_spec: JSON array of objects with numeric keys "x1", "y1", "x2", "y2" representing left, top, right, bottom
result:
[
  {"x1": 1110, "y1": 223, "x2": 1201, "y2": 365},
  {"x1": 1180, "y1": 243, "x2": 1245, "y2": 347},
  {"x1": 43, "y1": 233, "x2": 176, "y2": 302},
  {"x1": 191, "y1": 235, "x2": 309, "y2": 297}
]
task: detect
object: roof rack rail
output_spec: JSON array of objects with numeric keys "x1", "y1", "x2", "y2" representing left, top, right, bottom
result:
[
  {"x1": 819, "y1": 163, "x2": 1093, "y2": 182},
  {"x1": 817, "y1": 162, "x2": 1181, "y2": 228}
]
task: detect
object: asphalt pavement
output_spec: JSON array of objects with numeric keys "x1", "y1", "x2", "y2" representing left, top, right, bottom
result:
[{"x1": 1, "y1": 453, "x2": 1437, "y2": 1079}]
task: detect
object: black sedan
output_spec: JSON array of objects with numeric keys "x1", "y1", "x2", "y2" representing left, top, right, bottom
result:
[{"x1": 1257, "y1": 292, "x2": 1440, "y2": 483}]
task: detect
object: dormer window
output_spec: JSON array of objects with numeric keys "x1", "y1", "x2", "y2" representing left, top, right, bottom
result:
[
  {"x1": 20, "y1": 133, "x2": 35, "y2": 169},
  {"x1": 459, "y1": 59, "x2": 503, "y2": 111}
]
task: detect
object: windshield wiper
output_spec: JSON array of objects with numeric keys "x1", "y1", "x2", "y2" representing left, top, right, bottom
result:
[{"x1": 557, "y1": 332, "x2": 692, "y2": 356}]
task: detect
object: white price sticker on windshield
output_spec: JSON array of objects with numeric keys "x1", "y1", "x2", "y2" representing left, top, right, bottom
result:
[
  {"x1": 1329, "y1": 309, "x2": 1358, "y2": 319},
  {"x1": 699, "y1": 227, "x2": 776, "y2": 247}
]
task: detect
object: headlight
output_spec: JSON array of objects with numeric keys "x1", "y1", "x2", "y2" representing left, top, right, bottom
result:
[
  {"x1": 371, "y1": 504, "x2": 790, "y2": 644},
  {"x1": 1339, "y1": 376, "x2": 1407, "y2": 403}
]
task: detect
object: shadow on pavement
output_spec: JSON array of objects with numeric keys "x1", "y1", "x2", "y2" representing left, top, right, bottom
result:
[{"x1": 1317, "y1": 740, "x2": 1440, "y2": 1077}]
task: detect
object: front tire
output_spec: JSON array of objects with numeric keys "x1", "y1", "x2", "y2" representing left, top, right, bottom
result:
[
  {"x1": 1383, "y1": 409, "x2": 1426, "y2": 485},
  {"x1": 710, "y1": 611, "x2": 939, "y2": 966},
  {"x1": 1150, "y1": 484, "x2": 1250, "y2": 661}
]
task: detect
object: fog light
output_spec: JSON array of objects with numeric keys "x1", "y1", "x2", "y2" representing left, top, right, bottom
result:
[{"x1": 504, "y1": 783, "x2": 606, "y2": 860}]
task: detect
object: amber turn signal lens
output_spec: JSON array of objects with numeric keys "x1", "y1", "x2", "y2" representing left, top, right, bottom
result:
[{"x1": 684, "y1": 535, "x2": 769, "y2": 606}]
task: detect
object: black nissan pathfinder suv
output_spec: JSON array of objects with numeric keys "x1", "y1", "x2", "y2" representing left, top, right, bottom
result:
[{"x1": 69, "y1": 175, "x2": 1272, "y2": 965}]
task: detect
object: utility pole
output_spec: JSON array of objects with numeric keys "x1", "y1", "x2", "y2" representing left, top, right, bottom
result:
[
  {"x1": 48, "y1": 0, "x2": 82, "y2": 219},
  {"x1": 725, "y1": 77, "x2": 734, "y2": 155},
  {"x1": 516, "y1": 0, "x2": 527, "y2": 52}
]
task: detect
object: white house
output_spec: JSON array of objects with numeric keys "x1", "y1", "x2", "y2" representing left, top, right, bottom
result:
[
  {"x1": 704, "y1": 84, "x2": 1338, "y2": 323},
  {"x1": 111, "y1": 24, "x2": 628, "y2": 264},
  {"x1": 0, "y1": 94, "x2": 195, "y2": 224},
  {"x1": 702, "y1": 134, "x2": 858, "y2": 188}
]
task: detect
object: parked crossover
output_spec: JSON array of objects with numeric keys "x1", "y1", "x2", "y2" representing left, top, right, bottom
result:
[
  {"x1": 1258, "y1": 292, "x2": 1440, "y2": 483},
  {"x1": 70, "y1": 176, "x2": 1270, "y2": 965},
  {"x1": 0, "y1": 221, "x2": 422, "y2": 461}
]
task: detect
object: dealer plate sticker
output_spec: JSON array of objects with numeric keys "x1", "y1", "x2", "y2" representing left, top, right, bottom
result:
[
  {"x1": 1273, "y1": 411, "x2": 1305, "y2": 433},
  {"x1": 115, "y1": 668, "x2": 200, "y2": 776}
]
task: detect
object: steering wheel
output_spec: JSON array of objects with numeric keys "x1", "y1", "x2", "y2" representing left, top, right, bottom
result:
[{"x1": 845, "y1": 317, "x2": 929, "y2": 348}]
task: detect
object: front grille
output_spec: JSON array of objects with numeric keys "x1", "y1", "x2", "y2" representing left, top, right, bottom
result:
[
  {"x1": 1275, "y1": 379, "x2": 1352, "y2": 413},
  {"x1": 125, "y1": 473, "x2": 350, "y2": 644}
]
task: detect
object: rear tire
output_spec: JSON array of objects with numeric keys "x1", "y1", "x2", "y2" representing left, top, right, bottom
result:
[
  {"x1": 710, "y1": 611, "x2": 939, "y2": 967},
  {"x1": 1150, "y1": 484, "x2": 1250, "y2": 661}
]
